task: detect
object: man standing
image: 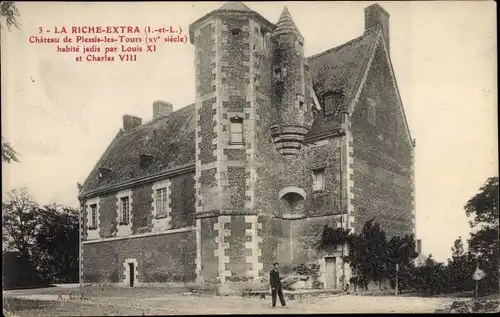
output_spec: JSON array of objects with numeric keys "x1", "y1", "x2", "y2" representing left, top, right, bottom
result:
[{"x1": 270, "y1": 262, "x2": 286, "y2": 308}]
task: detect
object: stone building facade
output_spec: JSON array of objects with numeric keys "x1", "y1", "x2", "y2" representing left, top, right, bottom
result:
[{"x1": 78, "y1": 2, "x2": 416, "y2": 289}]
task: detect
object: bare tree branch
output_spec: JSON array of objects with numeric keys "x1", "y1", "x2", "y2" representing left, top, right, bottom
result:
[{"x1": 0, "y1": 1, "x2": 20, "y2": 30}]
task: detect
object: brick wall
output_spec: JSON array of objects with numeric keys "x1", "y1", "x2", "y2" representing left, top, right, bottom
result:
[
  {"x1": 259, "y1": 214, "x2": 344, "y2": 275},
  {"x1": 200, "y1": 216, "x2": 218, "y2": 282},
  {"x1": 254, "y1": 140, "x2": 343, "y2": 218},
  {"x1": 170, "y1": 173, "x2": 195, "y2": 229},
  {"x1": 82, "y1": 172, "x2": 195, "y2": 240},
  {"x1": 131, "y1": 183, "x2": 153, "y2": 233},
  {"x1": 82, "y1": 229, "x2": 196, "y2": 284},
  {"x1": 350, "y1": 43, "x2": 413, "y2": 238},
  {"x1": 99, "y1": 194, "x2": 118, "y2": 238}
]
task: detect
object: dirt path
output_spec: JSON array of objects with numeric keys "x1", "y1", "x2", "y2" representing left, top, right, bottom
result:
[{"x1": 4, "y1": 291, "x2": 464, "y2": 315}]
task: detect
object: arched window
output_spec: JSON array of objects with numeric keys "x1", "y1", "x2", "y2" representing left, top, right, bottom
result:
[{"x1": 278, "y1": 187, "x2": 307, "y2": 216}]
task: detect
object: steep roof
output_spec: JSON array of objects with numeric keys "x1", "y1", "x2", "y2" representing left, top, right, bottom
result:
[
  {"x1": 306, "y1": 27, "x2": 379, "y2": 139},
  {"x1": 217, "y1": 1, "x2": 253, "y2": 12},
  {"x1": 79, "y1": 104, "x2": 196, "y2": 197},
  {"x1": 272, "y1": 6, "x2": 303, "y2": 41}
]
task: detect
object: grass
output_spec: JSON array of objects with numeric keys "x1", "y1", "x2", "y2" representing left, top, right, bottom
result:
[{"x1": 3, "y1": 298, "x2": 151, "y2": 317}]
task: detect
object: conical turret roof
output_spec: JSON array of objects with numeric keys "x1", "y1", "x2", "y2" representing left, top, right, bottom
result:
[{"x1": 272, "y1": 6, "x2": 304, "y2": 41}]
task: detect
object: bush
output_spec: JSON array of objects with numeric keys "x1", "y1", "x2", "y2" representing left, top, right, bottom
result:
[{"x1": 292, "y1": 263, "x2": 322, "y2": 289}]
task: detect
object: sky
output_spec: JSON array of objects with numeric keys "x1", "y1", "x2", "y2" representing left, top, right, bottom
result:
[{"x1": 1, "y1": 1, "x2": 497, "y2": 262}]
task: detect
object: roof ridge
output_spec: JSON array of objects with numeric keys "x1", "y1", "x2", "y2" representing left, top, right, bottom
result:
[
  {"x1": 307, "y1": 34, "x2": 365, "y2": 60},
  {"x1": 346, "y1": 27, "x2": 381, "y2": 103},
  {"x1": 308, "y1": 26, "x2": 380, "y2": 61},
  {"x1": 122, "y1": 103, "x2": 195, "y2": 134},
  {"x1": 79, "y1": 129, "x2": 123, "y2": 196}
]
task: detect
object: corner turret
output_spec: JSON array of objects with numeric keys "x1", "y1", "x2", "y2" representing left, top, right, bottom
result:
[{"x1": 270, "y1": 7, "x2": 314, "y2": 158}]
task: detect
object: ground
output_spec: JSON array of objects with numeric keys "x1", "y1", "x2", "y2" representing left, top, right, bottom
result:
[{"x1": 2, "y1": 286, "x2": 479, "y2": 315}]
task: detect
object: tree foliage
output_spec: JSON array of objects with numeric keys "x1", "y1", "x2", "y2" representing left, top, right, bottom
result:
[
  {"x1": 2, "y1": 188, "x2": 79, "y2": 286},
  {"x1": 465, "y1": 177, "x2": 499, "y2": 228},
  {"x1": 413, "y1": 255, "x2": 450, "y2": 295},
  {"x1": 2, "y1": 137, "x2": 20, "y2": 163},
  {"x1": 32, "y1": 203, "x2": 79, "y2": 283},
  {"x1": 2, "y1": 188, "x2": 40, "y2": 256},
  {"x1": 317, "y1": 218, "x2": 418, "y2": 292},
  {"x1": 1, "y1": 2, "x2": 21, "y2": 163},
  {"x1": 0, "y1": 1, "x2": 20, "y2": 30},
  {"x1": 465, "y1": 176, "x2": 499, "y2": 295}
]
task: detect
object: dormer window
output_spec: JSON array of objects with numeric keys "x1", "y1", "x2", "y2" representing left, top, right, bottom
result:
[
  {"x1": 323, "y1": 90, "x2": 344, "y2": 117},
  {"x1": 230, "y1": 116, "x2": 244, "y2": 144},
  {"x1": 140, "y1": 153, "x2": 154, "y2": 168},
  {"x1": 98, "y1": 167, "x2": 112, "y2": 180}
]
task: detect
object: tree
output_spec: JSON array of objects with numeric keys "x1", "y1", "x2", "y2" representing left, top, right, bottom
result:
[
  {"x1": 447, "y1": 237, "x2": 477, "y2": 293},
  {"x1": 465, "y1": 177, "x2": 499, "y2": 228},
  {"x1": 465, "y1": 177, "x2": 499, "y2": 295},
  {"x1": 0, "y1": 1, "x2": 20, "y2": 30},
  {"x1": 386, "y1": 234, "x2": 418, "y2": 292},
  {"x1": 32, "y1": 204, "x2": 79, "y2": 283},
  {"x1": 1, "y1": 137, "x2": 20, "y2": 163},
  {"x1": 2, "y1": 188, "x2": 43, "y2": 286},
  {"x1": 413, "y1": 254, "x2": 451, "y2": 295},
  {"x1": 2, "y1": 188, "x2": 41, "y2": 257},
  {"x1": 345, "y1": 218, "x2": 389, "y2": 289},
  {"x1": 1, "y1": 2, "x2": 21, "y2": 163}
]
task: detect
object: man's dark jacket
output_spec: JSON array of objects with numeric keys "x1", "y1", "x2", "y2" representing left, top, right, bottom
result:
[{"x1": 270, "y1": 269, "x2": 282, "y2": 288}]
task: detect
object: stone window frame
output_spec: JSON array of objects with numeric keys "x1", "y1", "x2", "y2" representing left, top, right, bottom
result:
[
  {"x1": 229, "y1": 116, "x2": 244, "y2": 146},
  {"x1": 312, "y1": 167, "x2": 326, "y2": 192},
  {"x1": 116, "y1": 190, "x2": 132, "y2": 226},
  {"x1": 323, "y1": 90, "x2": 344, "y2": 117},
  {"x1": 152, "y1": 179, "x2": 170, "y2": 220},
  {"x1": 273, "y1": 66, "x2": 287, "y2": 81},
  {"x1": 86, "y1": 197, "x2": 100, "y2": 232},
  {"x1": 296, "y1": 94, "x2": 306, "y2": 112},
  {"x1": 89, "y1": 204, "x2": 98, "y2": 230}
]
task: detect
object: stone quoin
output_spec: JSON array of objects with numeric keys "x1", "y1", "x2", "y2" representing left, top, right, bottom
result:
[{"x1": 78, "y1": 2, "x2": 416, "y2": 289}]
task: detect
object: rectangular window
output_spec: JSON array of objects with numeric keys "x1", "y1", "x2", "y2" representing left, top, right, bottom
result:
[
  {"x1": 312, "y1": 169, "x2": 325, "y2": 191},
  {"x1": 324, "y1": 95, "x2": 335, "y2": 116},
  {"x1": 90, "y1": 204, "x2": 97, "y2": 229},
  {"x1": 273, "y1": 68, "x2": 282, "y2": 79},
  {"x1": 155, "y1": 187, "x2": 168, "y2": 218},
  {"x1": 230, "y1": 118, "x2": 244, "y2": 144},
  {"x1": 120, "y1": 197, "x2": 130, "y2": 225}
]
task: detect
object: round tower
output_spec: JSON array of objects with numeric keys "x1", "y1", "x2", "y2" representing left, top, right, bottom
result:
[{"x1": 270, "y1": 6, "x2": 313, "y2": 158}]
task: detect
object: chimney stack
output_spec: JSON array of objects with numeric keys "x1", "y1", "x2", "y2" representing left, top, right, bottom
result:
[
  {"x1": 416, "y1": 239, "x2": 422, "y2": 254},
  {"x1": 123, "y1": 114, "x2": 142, "y2": 131},
  {"x1": 153, "y1": 100, "x2": 173, "y2": 118},
  {"x1": 364, "y1": 3, "x2": 390, "y2": 53}
]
